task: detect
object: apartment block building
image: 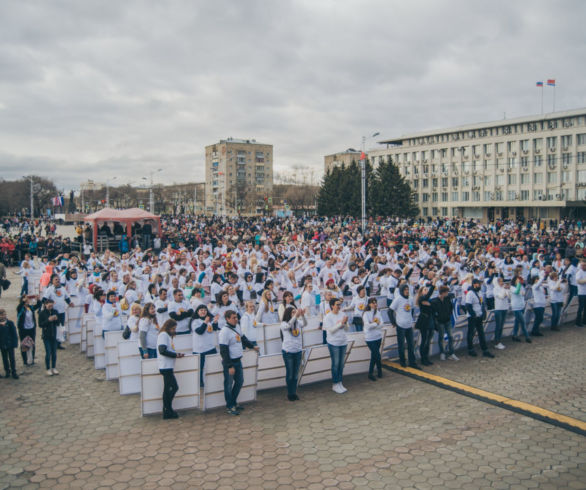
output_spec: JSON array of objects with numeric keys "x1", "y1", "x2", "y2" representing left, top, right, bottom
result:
[
  {"x1": 324, "y1": 148, "x2": 363, "y2": 174},
  {"x1": 369, "y1": 108, "x2": 586, "y2": 221},
  {"x1": 205, "y1": 138, "x2": 273, "y2": 216}
]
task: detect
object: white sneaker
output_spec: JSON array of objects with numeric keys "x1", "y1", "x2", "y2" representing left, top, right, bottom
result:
[
  {"x1": 495, "y1": 343, "x2": 506, "y2": 350},
  {"x1": 332, "y1": 383, "x2": 341, "y2": 393},
  {"x1": 46, "y1": 370, "x2": 53, "y2": 376},
  {"x1": 448, "y1": 354, "x2": 459, "y2": 361},
  {"x1": 338, "y1": 384, "x2": 348, "y2": 393},
  {"x1": 440, "y1": 353, "x2": 446, "y2": 361},
  {"x1": 52, "y1": 368, "x2": 59, "y2": 375}
]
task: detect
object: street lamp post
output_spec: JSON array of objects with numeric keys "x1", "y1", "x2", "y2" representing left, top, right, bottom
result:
[
  {"x1": 360, "y1": 132, "x2": 380, "y2": 233},
  {"x1": 149, "y1": 169, "x2": 163, "y2": 213},
  {"x1": 105, "y1": 177, "x2": 117, "y2": 208}
]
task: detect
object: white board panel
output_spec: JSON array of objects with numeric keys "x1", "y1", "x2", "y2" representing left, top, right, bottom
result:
[
  {"x1": 104, "y1": 330, "x2": 123, "y2": 380},
  {"x1": 299, "y1": 341, "x2": 354, "y2": 386},
  {"x1": 141, "y1": 355, "x2": 200, "y2": 416},
  {"x1": 66, "y1": 305, "x2": 84, "y2": 345}
]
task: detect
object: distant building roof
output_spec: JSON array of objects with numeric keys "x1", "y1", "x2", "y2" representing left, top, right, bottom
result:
[
  {"x1": 215, "y1": 138, "x2": 271, "y2": 146},
  {"x1": 377, "y1": 107, "x2": 586, "y2": 146}
]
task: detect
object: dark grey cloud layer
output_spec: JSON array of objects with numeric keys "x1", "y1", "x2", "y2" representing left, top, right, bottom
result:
[{"x1": 1, "y1": 0, "x2": 585, "y2": 190}]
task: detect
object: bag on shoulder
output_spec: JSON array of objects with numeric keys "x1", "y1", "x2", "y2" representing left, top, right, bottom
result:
[{"x1": 122, "y1": 325, "x2": 131, "y2": 340}]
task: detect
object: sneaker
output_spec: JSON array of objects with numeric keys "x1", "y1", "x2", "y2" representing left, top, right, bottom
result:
[
  {"x1": 332, "y1": 383, "x2": 340, "y2": 393},
  {"x1": 409, "y1": 364, "x2": 422, "y2": 370},
  {"x1": 377, "y1": 372, "x2": 383, "y2": 378},
  {"x1": 468, "y1": 350, "x2": 478, "y2": 357},
  {"x1": 46, "y1": 370, "x2": 53, "y2": 376},
  {"x1": 338, "y1": 384, "x2": 348, "y2": 393},
  {"x1": 531, "y1": 331, "x2": 543, "y2": 337},
  {"x1": 235, "y1": 405, "x2": 245, "y2": 411},
  {"x1": 368, "y1": 374, "x2": 377, "y2": 381},
  {"x1": 525, "y1": 337, "x2": 532, "y2": 343},
  {"x1": 512, "y1": 336, "x2": 521, "y2": 342},
  {"x1": 551, "y1": 326, "x2": 560, "y2": 331},
  {"x1": 226, "y1": 407, "x2": 240, "y2": 416},
  {"x1": 287, "y1": 394, "x2": 296, "y2": 401},
  {"x1": 440, "y1": 353, "x2": 446, "y2": 361},
  {"x1": 399, "y1": 360, "x2": 407, "y2": 368},
  {"x1": 448, "y1": 354, "x2": 459, "y2": 361},
  {"x1": 482, "y1": 351, "x2": 495, "y2": 358},
  {"x1": 12, "y1": 373, "x2": 19, "y2": 380},
  {"x1": 52, "y1": 368, "x2": 59, "y2": 375},
  {"x1": 495, "y1": 343, "x2": 506, "y2": 350}
]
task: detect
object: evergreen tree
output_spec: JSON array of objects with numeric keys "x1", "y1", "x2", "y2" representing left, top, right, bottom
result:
[
  {"x1": 369, "y1": 156, "x2": 419, "y2": 217},
  {"x1": 317, "y1": 165, "x2": 343, "y2": 215}
]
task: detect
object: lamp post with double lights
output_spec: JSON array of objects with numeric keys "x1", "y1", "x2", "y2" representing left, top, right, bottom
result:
[{"x1": 105, "y1": 176, "x2": 117, "y2": 208}]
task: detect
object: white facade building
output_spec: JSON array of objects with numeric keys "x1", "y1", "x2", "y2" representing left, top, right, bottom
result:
[{"x1": 369, "y1": 108, "x2": 586, "y2": 221}]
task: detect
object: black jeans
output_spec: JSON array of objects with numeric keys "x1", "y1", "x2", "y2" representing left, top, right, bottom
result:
[
  {"x1": 576, "y1": 295, "x2": 586, "y2": 326},
  {"x1": 352, "y1": 317, "x2": 363, "y2": 332},
  {"x1": 18, "y1": 326, "x2": 36, "y2": 364},
  {"x1": 1, "y1": 348, "x2": 16, "y2": 376},
  {"x1": 197, "y1": 348, "x2": 217, "y2": 387},
  {"x1": 366, "y1": 338, "x2": 382, "y2": 376},
  {"x1": 159, "y1": 368, "x2": 179, "y2": 414},
  {"x1": 43, "y1": 338, "x2": 57, "y2": 369},
  {"x1": 282, "y1": 350, "x2": 302, "y2": 396},
  {"x1": 418, "y1": 315, "x2": 435, "y2": 362},
  {"x1": 396, "y1": 327, "x2": 416, "y2": 366},
  {"x1": 532, "y1": 307, "x2": 544, "y2": 333},
  {"x1": 467, "y1": 317, "x2": 488, "y2": 353}
]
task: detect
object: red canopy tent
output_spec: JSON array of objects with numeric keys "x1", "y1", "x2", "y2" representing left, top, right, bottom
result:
[{"x1": 84, "y1": 208, "x2": 161, "y2": 251}]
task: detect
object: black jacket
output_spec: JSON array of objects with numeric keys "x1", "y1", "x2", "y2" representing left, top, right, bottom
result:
[
  {"x1": 431, "y1": 295, "x2": 454, "y2": 323},
  {"x1": 0, "y1": 320, "x2": 18, "y2": 349},
  {"x1": 38, "y1": 307, "x2": 60, "y2": 340}
]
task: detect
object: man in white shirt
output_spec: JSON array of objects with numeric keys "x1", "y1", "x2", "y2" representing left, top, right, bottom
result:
[
  {"x1": 168, "y1": 289, "x2": 193, "y2": 335},
  {"x1": 465, "y1": 279, "x2": 494, "y2": 358}
]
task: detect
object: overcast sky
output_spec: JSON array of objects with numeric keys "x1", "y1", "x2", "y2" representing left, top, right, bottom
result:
[{"x1": 1, "y1": 0, "x2": 585, "y2": 191}]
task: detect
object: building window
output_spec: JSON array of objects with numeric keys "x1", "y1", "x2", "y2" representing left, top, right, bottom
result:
[
  {"x1": 561, "y1": 135, "x2": 572, "y2": 147},
  {"x1": 472, "y1": 191, "x2": 480, "y2": 201},
  {"x1": 432, "y1": 207, "x2": 439, "y2": 216},
  {"x1": 577, "y1": 152, "x2": 586, "y2": 164},
  {"x1": 561, "y1": 171, "x2": 571, "y2": 183},
  {"x1": 508, "y1": 157, "x2": 517, "y2": 169},
  {"x1": 533, "y1": 138, "x2": 543, "y2": 151},
  {"x1": 578, "y1": 170, "x2": 586, "y2": 182},
  {"x1": 520, "y1": 190, "x2": 529, "y2": 200},
  {"x1": 432, "y1": 192, "x2": 438, "y2": 202},
  {"x1": 496, "y1": 142, "x2": 504, "y2": 154},
  {"x1": 546, "y1": 136, "x2": 557, "y2": 149},
  {"x1": 441, "y1": 177, "x2": 448, "y2": 187},
  {"x1": 533, "y1": 189, "x2": 544, "y2": 200},
  {"x1": 533, "y1": 173, "x2": 543, "y2": 184},
  {"x1": 441, "y1": 207, "x2": 448, "y2": 217},
  {"x1": 508, "y1": 174, "x2": 517, "y2": 185},
  {"x1": 535, "y1": 155, "x2": 543, "y2": 167},
  {"x1": 520, "y1": 140, "x2": 529, "y2": 151},
  {"x1": 494, "y1": 191, "x2": 503, "y2": 200},
  {"x1": 422, "y1": 178, "x2": 429, "y2": 188},
  {"x1": 422, "y1": 193, "x2": 429, "y2": 202},
  {"x1": 484, "y1": 191, "x2": 492, "y2": 201},
  {"x1": 484, "y1": 176, "x2": 492, "y2": 186},
  {"x1": 577, "y1": 133, "x2": 586, "y2": 145},
  {"x1": 441, "y1": 192, "x2": 448, "y2": 201},
  {"x1": 562, "y1": 153, "x2": 572, "y2": 165},
  {"x1": 547, "y1": 154, "x2": 556, "y2": 168},
  {"x1": 547, "y1": 172, "x2": 557, "y2": 184},
  {"x1": 520, "y1": 173, "x2": 530, "y2": 184},
  {"x1": 451, "y1": 192, "x2": 458, "y2": 202},
  {"x1": 496, "y1": 175, "x2": 504, "y2": 186},
  {"x1": 507, "y1": 141, "x2": 515, "y2": 152},
  {"x1": 521, "y1": 156, "x2": 529, "y2": 167},
  {"x1": 412, "y1": 180, "x2": 419, "y2": 188},
  {"x1": 461, "y1": 191, "x2": 470, "y2": 201},
  {"x1": 483, "y1": 143, "x2": 492, "y2": 154},
  {"x1": 507, "y1": 190, "x2": 516, "y2": 200}
]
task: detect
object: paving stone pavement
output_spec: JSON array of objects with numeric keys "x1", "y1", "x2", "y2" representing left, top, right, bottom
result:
[{"x1": 1, "y1": 269, "x2": 585, "y2": 489}]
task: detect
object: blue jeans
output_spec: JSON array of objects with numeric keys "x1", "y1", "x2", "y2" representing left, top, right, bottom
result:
[
  {"x1": 43, "y1": 337, "x2": 57, "y2": 369},
  {"x1": 352, "y1": 317, "x2": 363, "y2": 332},
  {"x1": 532, "y1": 307, "x2": 544, "y2": 333},
  {"x1": 223, "y1": 359, "x2": 244, "y2": 409},
  {"x1": 139, "y1": 347, "x2": 157, "y2": 359},
  {"x1": 396, "y1": 327, "x2": 416, "y2": 366},
  {"x1": 550, "y1": 302, "x2": 562, "y2": 328},
  {"x1": 494, "y1": 310, "x2": 507, "y2": 343},
  {"x1": 196, "y1": 348, "x2": 217, "y2": 387},
  {"x1": 435, "y1": 321, "x2": 454, "y2": 355},
  {"x1": 327, "y1": 344, "x2": 347, "y2": 384},
  {"x1": 282, "y1": 350, "x2": 302, "y2": 396},
  {"x1": 513, "y1": 310, "x2": 529, "y2": 338}
]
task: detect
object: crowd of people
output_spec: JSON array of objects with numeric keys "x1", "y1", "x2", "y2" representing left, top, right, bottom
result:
[{"x1": 1, "y1": 214, "x2": 585, "y2": 418}]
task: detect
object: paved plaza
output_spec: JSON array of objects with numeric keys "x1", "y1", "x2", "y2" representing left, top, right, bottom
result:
[{"x1": 0, "y1": 268, "x2": 585, "y2": 489}]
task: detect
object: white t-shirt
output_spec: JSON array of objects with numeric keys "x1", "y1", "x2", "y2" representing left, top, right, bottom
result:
[
  {"x1": 323, "y1": 311, "x2": 348, "y2": 346},
  {"x1": 157, "y1": 331, "x2": 176, "y2": 370},
  {"x1": 390, "y1": 295, "x2": 414, "y2": 329},
  {"x1": 219, "y1": 324, "x2": 244, "y2": 360},
  {"x1": 139, "y1": 317, "x2": 159, "y2": 349}
]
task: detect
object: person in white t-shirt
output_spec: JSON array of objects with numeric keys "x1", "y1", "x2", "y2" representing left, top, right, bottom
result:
[
  {"x1": 280, "y1": 305, "x2": 307, "y2": 401},
  {"x1": 139, "y1": 303, "x2": 159, "y2": 359},
  {"x1": 362, "y1": 297, "x2": 384, "y2": 381},
  {"x1": 157, "y1": 319, "x2": 184, "y2": 419},
  {"x1": 323, "y1": 298, "x2": 349, "y2": 394}
]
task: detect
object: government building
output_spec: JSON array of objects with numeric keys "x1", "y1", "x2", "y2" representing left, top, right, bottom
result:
[
  {"x1": 369, "y1": 108, "x2": 586, "y2": 221},
  {"x1": 205, "y1": 138, "x2": 273, "y2": 216}
]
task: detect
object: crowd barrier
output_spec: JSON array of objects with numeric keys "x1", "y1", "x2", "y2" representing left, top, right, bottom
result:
[
  {"x1": 65, "y1": 297, "x2": 579, "y2": 417},
  {"x1": 66, "y1": 305, "x2": 84, "y2": 345},
  {"x1": 105, "y1": 331, "x2": 123, "y2": 380}
]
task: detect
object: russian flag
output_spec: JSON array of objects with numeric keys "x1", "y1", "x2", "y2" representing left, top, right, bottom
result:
[
  {"x1": 536, "y1": 81, "x2": 543, "y2": 87},
  {"x1": 547, "y1": 79, "x2": 556, "y2": 86}
]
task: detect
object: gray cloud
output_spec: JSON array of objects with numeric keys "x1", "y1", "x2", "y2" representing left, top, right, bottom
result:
[{"x1": 0, "y1": 0, "x2": 585, "y2": 190}]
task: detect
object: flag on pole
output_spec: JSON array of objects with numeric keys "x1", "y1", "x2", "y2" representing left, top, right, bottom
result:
[
  {"x1": 536, "y1": 81, "x2": 543, "y2": 87},
  {"x1": 547, "y1": 79, "x2": 556, "y2": 86},
  {"x1": 360, "y1": 151, "x2": 366, "y2": 161}
]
